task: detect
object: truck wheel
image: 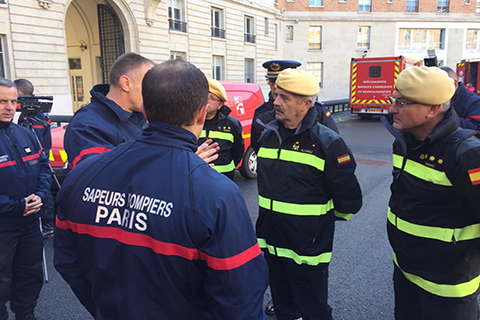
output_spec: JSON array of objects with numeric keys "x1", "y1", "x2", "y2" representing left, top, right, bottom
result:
[{"x1": 239, "y1": 147, "x2": 257, "y2": 179}]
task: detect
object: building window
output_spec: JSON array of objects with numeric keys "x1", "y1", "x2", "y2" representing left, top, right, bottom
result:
[
  {"x1": 286, "y1": 25, "x2": 294, "y2": 41},
  {"x1": 406, "y1": 0, "x2": 419, "y2": 12},
  {"x1": 274, "y1": 23, "x2": 278, "y2": 49},
  {"x1": 466, "y1": 0, "x2": 470, "y2": 4},
  {"x1": 309, "y1": 26, "x2": 322, "y2": 50},
  {"x1": 244, "y1": 16, "x2": 255, "y2": 43},
  {"x1": 359, "y1": 0, "x2": 371, "y2": 12},
  {"x1": 310, "y1": 0, "x2": 323, "y2": 6},
  {"x1": 467, "y1": 29, "x2": 480, "y2": 49},
  {"x1": 212, "y1": 56, "x2": 224, "y2": 80},
  {"x1": 265, "y1": 18, "x2": 269, "y2": 36},
  {"x1": 170, "y1": 52, "x2": 185, "y2": 60},
  {"x1": 438, "y1": 0, "x2": 449, "y2": 12},
  {"x1": 306, "y1": 62, "x2": 323, "y2": 88},
  {"x1": 168, "y1": 0, "x2": 186, "y2": 32},
  {"x1": 211, "y1": 7, "x2": 225, "y2": 38},
  {"x1": 398, "y1": 29, "x2": 445, "y2": 50},
  {"x1": 477, "y1": 0, "x2": 480, "y2": 13},
  {"x1": 357, "y1": 26, "x2": 370, "y2": 49},
  {"x1": 0, "y1": 37, "x2": 5, "y2": 78},
  {"x1": 245, "y1": 59, "x2": 254, "y2": 83}
]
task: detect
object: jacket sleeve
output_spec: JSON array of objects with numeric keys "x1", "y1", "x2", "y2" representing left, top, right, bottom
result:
[
  {"x1": 231, "y1": 118, "x2": 245, "y2": 166},
  {"x1": 324, "y1": 138, "x2": 362, "y2": 221},
  {"x1": 452, "y1": 143, "x2": 480, "y2": 211},
  {"x1": 64, "y1": 114, "x2": 114, "y2": 169},
  {"x1": 0, "y1": 196, "x2": 25, "y2": 217},
  {"x1": 193, "y1": 175, "x2": 268, "y2": 320},
  {"x1": 54, "y1": 177, "x2": 97, "y2": 317},
  {"x1": 35, "y1": 149, "x2": 52, "y2": 202},
  {"x1": 250, "y1": 111, "x2": 261, "y2": 154}
]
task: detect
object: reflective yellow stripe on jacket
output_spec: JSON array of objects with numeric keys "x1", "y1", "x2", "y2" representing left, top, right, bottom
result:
[
  {"x1": 213, "y1": 161, "x2": 235, "y2": 173},
  {"x1": 388, "y1": 208, "x2": 480, "y2": 242},
  {"x1": 393, "y1": 251, "x2": 480, "y2": 298},
  {"x1": 259, "y1": 195, "x2": 334, "y2": 216},
  {"x1": 258, "y1": 147, "x2": 325, "y2": 171},
  {"x1": 258, "y1": 238, "x2": 332, "y2": 266},
  {"x1": 200, "y1": 130, "x2": 234, "y2": 143},
  {"x1": 392, "y1": 154, "x2": 452, "y2": 186}
]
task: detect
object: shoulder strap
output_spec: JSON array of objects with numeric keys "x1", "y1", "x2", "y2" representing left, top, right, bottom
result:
[{"x1": 443, "y1": 128, "x2": 480, "y2": 184}]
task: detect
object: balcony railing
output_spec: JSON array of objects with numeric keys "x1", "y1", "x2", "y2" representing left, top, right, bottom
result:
[
  {"x1": 169, "y1": 19, "x2": 187, "y2": 32},
  {"x1": 211, "y1": 27, "x2": 226, "y2": 39},
  {"x1": 244, "y1": 33, "x2": 256, "y2": 43}
]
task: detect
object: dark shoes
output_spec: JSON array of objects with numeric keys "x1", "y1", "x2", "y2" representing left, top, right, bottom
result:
[
  {"x1": 42, "y1": 220, "x2": 54, "y2": 238},
  {"x1": 265, "y1": 299, "x2": 275, "y2": 316}
]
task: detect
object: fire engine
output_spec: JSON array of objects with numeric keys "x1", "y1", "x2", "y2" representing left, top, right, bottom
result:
[
  {"x1": 456, "y1": 60, "x2": 480, "y2": 95},
  {"x1": 349, "y1": 56, "x2": 421, "y2": 118}
]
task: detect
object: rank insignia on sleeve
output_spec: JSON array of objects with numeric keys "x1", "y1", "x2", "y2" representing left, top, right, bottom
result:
[
  {"x1": 468, "y1": 168, "x2": 480, "y2": 186},
  {"x1": 337, "y1": 153, "x2": 351, "y2": 165}
]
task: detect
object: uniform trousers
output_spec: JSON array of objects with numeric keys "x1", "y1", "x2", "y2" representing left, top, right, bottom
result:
[
  {"x1": 264, "y1": 253, "x2": 333, "y2": 320},
  {"x1": 393, "y1": 265, "x2": 480, "y2": 320},
  {"x1": 0, "y1": 220, "x2": 43, "y2": 320}
]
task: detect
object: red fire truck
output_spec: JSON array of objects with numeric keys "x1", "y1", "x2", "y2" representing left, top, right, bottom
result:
[
  {"x1": 349, "y1": 56, "x2": 421, "y2": 118},
  {"x1": 456, "y1": 60, "x2": 480, "y2": 95}
]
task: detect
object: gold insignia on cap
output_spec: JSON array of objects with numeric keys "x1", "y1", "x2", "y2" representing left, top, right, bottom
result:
[{"x1": 271, "y1": 63, "x2": 280, "y2": 71}]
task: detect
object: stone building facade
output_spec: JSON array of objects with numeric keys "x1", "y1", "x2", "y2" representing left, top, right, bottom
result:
[{"x1": 0, "y1": 0, "x2": 479, "y2": 112}]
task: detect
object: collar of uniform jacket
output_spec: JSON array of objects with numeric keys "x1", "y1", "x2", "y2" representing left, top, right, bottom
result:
[
  {"x1": 0, "y1": 120, "x2": 12, "y2": 130},
  {"x1": 261, "y1": 103, "x2": 319, "y2": 135},
  {"x1": 381, "y1": 105, "x2": 459, "y2": 147},
  {"x1": 141, "y1": 121, "x2": 198, "y2": 153},
  {"x1": 90, "y1": 83, "x2": 146, "y2": 123}
]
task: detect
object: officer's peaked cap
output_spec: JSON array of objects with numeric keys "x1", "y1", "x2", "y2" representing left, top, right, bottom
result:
[{"x1": 263, "y1": 60, "x2": 301, "y2": 79}]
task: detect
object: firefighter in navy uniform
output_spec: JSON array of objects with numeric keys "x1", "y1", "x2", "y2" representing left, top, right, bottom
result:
[
  {"x1": 251, "y1": 60, "x2": 338, "y2": 153},
  {"x1": 198, "y1": 79, "x2": 244, "y2": 180},
  {"x1": 254, "y1": 69, "x2": 362, "y2": 320},
  {"x1": 381, "y1": 66, "x2": 480, "y2": 320},
  {"x1": 0, "y1": 78, "x2": 51, "y2": 320},
  {"x1": 64, "y1": 53, "x2": 155, "y2": 169},
  {"x1": 54, "y1": 60, "x2": 268, "y2": 320},
  {"x1": 15, "y1": 79, "x2": 55, "y2": 236},
  {"x1": 439, "y1": 66, "x2": 480, "y2": 131}
]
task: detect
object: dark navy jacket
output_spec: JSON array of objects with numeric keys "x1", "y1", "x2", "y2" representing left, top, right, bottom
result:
[
  {"x1": 381, "y1": 108, "x2": 480, "y2": 298},
  {"x1": 198, "y1": 105, "x2": 244, "y2": 177},
  {"x1": 0, "y1": 120, "x2": 51, "y2": 232},
  {"x1": 451, "y1": 82, "x2": 480, "y2": 130},
  {"x1": 251, "y1": 93, "x2": 338, "y2": 152},
  {"x1": 54, "y1": 122, "x2": 268, "y2": 320},
  {"x1": 64, "y1": 84, "x2": 146, "y2": 168},
  {"x1": 254, "y1": 107, "x2": 362, "y2": 266}
]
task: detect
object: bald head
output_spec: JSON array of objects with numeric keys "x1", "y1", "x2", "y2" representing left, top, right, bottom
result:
[{"x1": 439, "y1": 66, "x2": 458, "y2": 90}]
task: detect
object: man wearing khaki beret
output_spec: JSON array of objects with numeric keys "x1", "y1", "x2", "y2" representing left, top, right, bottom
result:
[
  {"x1": 381, "y1": 66, "x2": 480, "y2": 320},
  {"x1": 253, "y1": 69, "x2": 362, "y2": 319},
  {"x1": 198, "y1": 79, "x2": 244, "y2": 180}
]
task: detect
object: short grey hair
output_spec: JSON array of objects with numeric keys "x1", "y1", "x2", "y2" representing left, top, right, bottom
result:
[
  {"x1": 0, "y1": 77, "x2": 16, "y2": 89},
  {"x1": 439, "y1": 99, "x2": 451, "y2": 113}
]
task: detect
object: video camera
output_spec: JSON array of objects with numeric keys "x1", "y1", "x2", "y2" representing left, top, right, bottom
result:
[{"x1": 16, "y1": 95, "x2": 53, "y2": 114}]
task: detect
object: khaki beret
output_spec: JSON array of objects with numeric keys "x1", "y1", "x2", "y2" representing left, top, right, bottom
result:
[
  {"x1": 276, "y1": 69, "x2": 319, "y2": 96},
  {"x1": 395, "y1": 66, "x2": 455, "y2": 105},
  {"x1": 208, "y1": 78, "x2": 228, "y2": 102}
]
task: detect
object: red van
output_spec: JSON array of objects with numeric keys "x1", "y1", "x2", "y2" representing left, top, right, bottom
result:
[{"x1": 49, "y1": 81, "x2": 264, "y2": 190}]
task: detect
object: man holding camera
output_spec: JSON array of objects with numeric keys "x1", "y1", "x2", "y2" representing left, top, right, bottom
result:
[{"x1": 0, "y1": 78, "x2": 51, "y2": 320}]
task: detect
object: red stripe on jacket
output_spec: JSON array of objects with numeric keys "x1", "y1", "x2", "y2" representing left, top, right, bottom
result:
[
  {"x1": 0, "y1": 160, "x2": 17, "y2": 168},
  {"x1": 22, "y1": 149, "x2": 42, "y2": 162},
  {"x1": 56, "y1": 218, "x2": 261, "y2": 270},
  {"x1": 71, "y1": 147, "x2": 110, "y2": 168}
]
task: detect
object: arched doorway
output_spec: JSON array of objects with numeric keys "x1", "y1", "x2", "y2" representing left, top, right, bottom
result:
[{"x1": 65, "y1": 0, "x2": 125, "y2": 112}]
